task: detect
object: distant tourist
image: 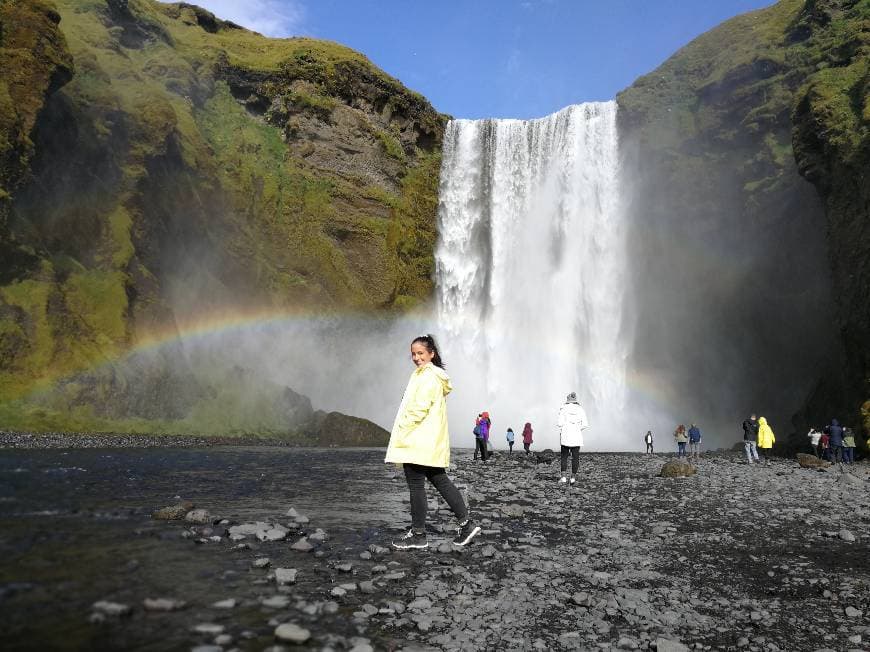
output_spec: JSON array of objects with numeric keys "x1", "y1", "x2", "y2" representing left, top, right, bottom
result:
[
  {"x1": 506, "y1": 427, "x2": 515, "y2": 455},
  {"x1": 688, "y1": 423, "x2": 702, "y2": 461},
  {"x1": 673, "y1": 424, "x2": 688, "y2": 457},
  {"x1": 742, "y1": 414, "x2": 760, "y2": 464},
  {"x1": 842, "y1": 427, "x2": 856, "y2": 464},
  {"x1": 819, "y1": 431, "x2": 831, "y2": 461},
  {"x1": 756, "y1": 416, "x2": 775, "y2": 466},
  {"x1": 557, "y1": 392, "x2": 588, "y2": 484},
  {"x1": 522, "y1": 422, "x2": 534, "y2": 455},
  {"x1": 824, "y1": 419, "x2": 844, "y2": 464},
  {"x1": 807, "y1": 428, "x2": 822, "y2": 457},
  {"x1": 644, "y1": 430, "x2": 654, "y2": 454},
  {"x1": 477, "y1": 411, "x2": 491, "y2": 462},
  {"x1": 473, "y1": 414, "x2": 482, "y2": 460},
  {"x1": 384, "y1": 334, "x2": 481, "y2": 549}
]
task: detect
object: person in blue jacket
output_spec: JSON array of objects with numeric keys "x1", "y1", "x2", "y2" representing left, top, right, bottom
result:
[
  {"x1": 506, "y1": 427, "x2": 515, "y2": 455},
  {"x1": 688, "y1": 423, "x2": 702, "y2": 461}
]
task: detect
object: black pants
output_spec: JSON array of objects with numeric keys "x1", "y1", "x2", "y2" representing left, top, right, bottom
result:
[
  {"x1": 524, "y1": 443, "x2": 530, "y2": 454},
  {"x1": 403, "y1": 464, "x2": 467, "y2": 531},
  {"x1": 508, "y1": 441, "x2": 514, "y2": 454},
  {"x1": 560, "y1": 445, "x2": 579, "y2": 474},
  {"x1": 646, "y1": 443, "x2": 653, "y2": 453},
  {"x1": 475, "y1": 437, "x2": 488, "y2": 461},
  {"x1": 831, "y1": 445, "x2": 843, "y2": 463}
]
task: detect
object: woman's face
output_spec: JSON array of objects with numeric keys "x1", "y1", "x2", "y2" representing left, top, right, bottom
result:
[{"x1": 410, "y1": 341, "x2": 435, "y2": 367}]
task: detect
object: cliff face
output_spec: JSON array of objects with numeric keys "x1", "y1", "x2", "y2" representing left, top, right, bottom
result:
[
  {"x1": 0, "y1": 0, "x2": 444, "y2": 432},
  {"x1": 789, "y1": 0, "x2": 870, "y2": 434},
  {"x1": 0, "y1": 0, "x2": 73, "y2": 278},
  {"x1": 617, "y1": 0, "x2": 868, "y2": 440}
]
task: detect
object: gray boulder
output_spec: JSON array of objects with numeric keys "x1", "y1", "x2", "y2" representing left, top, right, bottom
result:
[
  {"x1": 660, "y1": 459, "x2": 696, "y2": 478},
  {"x1": 796, "y1": 453, "x2": 829, "y2": 469}
]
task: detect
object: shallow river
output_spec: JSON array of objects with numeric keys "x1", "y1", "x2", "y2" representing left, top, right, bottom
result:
[{"x1": 0, "y1": 447, "x2": 406, "y2": 651}]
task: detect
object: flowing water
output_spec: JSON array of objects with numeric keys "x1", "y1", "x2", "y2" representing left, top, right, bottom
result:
[
  {"x1": 0, "y1": 447, "x2": 409, "y2": 650},
  {"x1": 436, "y1": 102, "x2": 629, "y2": 449}
]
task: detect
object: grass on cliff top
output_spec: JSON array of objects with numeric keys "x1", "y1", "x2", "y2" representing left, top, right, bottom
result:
[{"x1": 78, "y1": 0, "x2": 433, "y2": 108}]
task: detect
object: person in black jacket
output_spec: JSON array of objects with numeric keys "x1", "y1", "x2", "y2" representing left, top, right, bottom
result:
[
  {"x1": 742, "y1": 414, "x2": 760, "y2": 464},
  {"x1": 824, "y1": 419, "x2": 845, "y2": 464}
]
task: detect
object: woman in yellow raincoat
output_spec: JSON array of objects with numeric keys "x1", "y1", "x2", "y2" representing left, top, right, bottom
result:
[
  {"x1": 385, "y1": 334, "x2": 481, "y2": 550},
  {"x1": 757, "y1": 416, "x2": 776, "y2": 466}
]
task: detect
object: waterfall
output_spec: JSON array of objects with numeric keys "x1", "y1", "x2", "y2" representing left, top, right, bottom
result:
[{"x1": 435, "y1": 101, "x2": 628, "y2": 450}]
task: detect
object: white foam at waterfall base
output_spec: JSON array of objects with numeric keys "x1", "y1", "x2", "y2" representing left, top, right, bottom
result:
[{"x1": 436, "y1": 101, "x2": 635, "y2": 451}]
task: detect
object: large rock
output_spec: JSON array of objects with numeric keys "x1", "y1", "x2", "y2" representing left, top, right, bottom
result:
[
  {"x1": 660, "y1": 460, "x2": 697, "y2": 478},
  {"x1": 796, "y1": 453, "x2": 830, "y2": 469},
  {"x1": 152, "y1": 501, "x2": 195, "y2": 520},
  {"x1": 312, "y1": 412, "x2": 389, "y2": 447}
]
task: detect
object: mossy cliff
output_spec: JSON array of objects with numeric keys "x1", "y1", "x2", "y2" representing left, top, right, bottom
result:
[
  {"x1": 0, "y1": 0, "x2": 443, "y2": 437},
  {"x1": 618, "y1": 0, "x2": 869, "y2": 441}
]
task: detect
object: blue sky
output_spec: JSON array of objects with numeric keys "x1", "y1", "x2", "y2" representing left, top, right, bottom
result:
[{"x1": 185, "y1": 0, "x2": 775, "y2": 119}]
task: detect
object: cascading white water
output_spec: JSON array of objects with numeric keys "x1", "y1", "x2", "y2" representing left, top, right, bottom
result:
[{"x1": 435, "y1": 101, "x2": 628, "y2": 450}]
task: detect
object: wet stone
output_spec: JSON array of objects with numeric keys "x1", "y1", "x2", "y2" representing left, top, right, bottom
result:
[
  {"x1": 185, "y1": 509, "x2": 211, "y2": 524},
  {"x1": 274, "y1": 623, "x2": 311, "y2": 644},
  {"x1": 261, "y1": 595, "x2": 291, "y2": 609},
  {"x1": 290, "y1": 538, "x2": 314, "y2": 552},
  {"x1": 143, "y1": 597, "x2": 186, "y2": 612},
  {"x1": 192, "y1": 623, "x2": 224, "y2": 635},
  {"x1": 275, "y1": 568, "x2": 298, "y2": 585},
  {"x1": 839, "y1": 530, "x2": 857, "y2": 542},
  {"x1": 92, "y1": 600, "x2": 132, "y2": 617}
]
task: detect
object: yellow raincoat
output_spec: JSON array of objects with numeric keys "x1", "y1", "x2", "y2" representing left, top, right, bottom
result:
[
  {"x1": 384, "y1": 362, "x2": 452, "y2": 468},
  {"x1": 757, "y1": 417, "x2": 776, "y2": 449}
]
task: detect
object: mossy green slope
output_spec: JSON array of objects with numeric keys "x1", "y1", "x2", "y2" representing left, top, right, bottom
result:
[
  {"x1": 0, "y1": 0, "x2": 444, "y2": 434},
  {"x1": 618, "y1": 0, "x2": 869, "y2": 443}
]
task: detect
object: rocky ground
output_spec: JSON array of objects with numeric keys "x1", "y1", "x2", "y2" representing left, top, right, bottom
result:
[
  {"x1": 364, "y1": 451, "x2": 870, "y2": 652},
  {"x1": 2, "y1": 449, "x2": 868, "y2": 651}
]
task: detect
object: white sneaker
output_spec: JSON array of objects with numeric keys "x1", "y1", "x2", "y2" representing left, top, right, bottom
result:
[
  {"x1": 569, "y1": 477, "x2": 577, "y2": 485},
  {"x1": 558, "y1": 476, "x2": 567, "y2": 484}
]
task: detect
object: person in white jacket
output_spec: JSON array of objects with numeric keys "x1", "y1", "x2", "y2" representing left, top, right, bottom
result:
[{"x1": 558, "y1": 392, "x2": 589, "y2": 484}]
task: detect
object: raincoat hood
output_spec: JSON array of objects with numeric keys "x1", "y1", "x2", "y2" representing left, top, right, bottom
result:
[
  {"x1": 758, "y1": 417, "x2": 768, "y2": 426},
  {"x1": 831, "y1": 418, "x2": 839, "y2": 426},
  {"x1": 425, "y1": 363, "x2": 452, "y2": 396}
]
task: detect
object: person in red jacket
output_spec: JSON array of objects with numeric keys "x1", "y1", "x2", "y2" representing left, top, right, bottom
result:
[{"x1": 522, "y1": 422, "x2": 533, "y2": 454}]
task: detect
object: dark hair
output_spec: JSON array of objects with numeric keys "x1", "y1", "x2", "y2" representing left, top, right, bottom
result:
[{"x1": 412, "y1": 334, "x2": 445, "y2": 369}]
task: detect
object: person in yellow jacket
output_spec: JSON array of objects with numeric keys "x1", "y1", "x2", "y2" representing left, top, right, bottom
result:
[
  {"x1": 757, "y1": 416, "x2": 776, "y2": 466},
  {"x1": 385, "y1": 334, "x2": 481, "y2": 550}
]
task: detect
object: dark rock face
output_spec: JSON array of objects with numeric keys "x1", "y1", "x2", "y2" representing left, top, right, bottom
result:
[
  {"x1": 788, "y1": 0, "x2": 870, "y2": 435},
  {"x1": 617, "y1": 0, "x2": 867, "y2": 442},
  {"x1": 0, "y1": 0, "x2": 74, "y2": 281}
]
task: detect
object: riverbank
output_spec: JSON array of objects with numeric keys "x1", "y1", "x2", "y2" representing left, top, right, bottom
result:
[
  {"x1": 1, "y1": 448, "x2": 868, "y2": 651},
  {"x1": 0, "y1": 430, "x2": 305, "y2": 449}
]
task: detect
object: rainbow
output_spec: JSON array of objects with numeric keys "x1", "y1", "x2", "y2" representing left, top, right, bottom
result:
[{"x1": 14, "y1": 303, "x2": 681, "y2": 433}]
